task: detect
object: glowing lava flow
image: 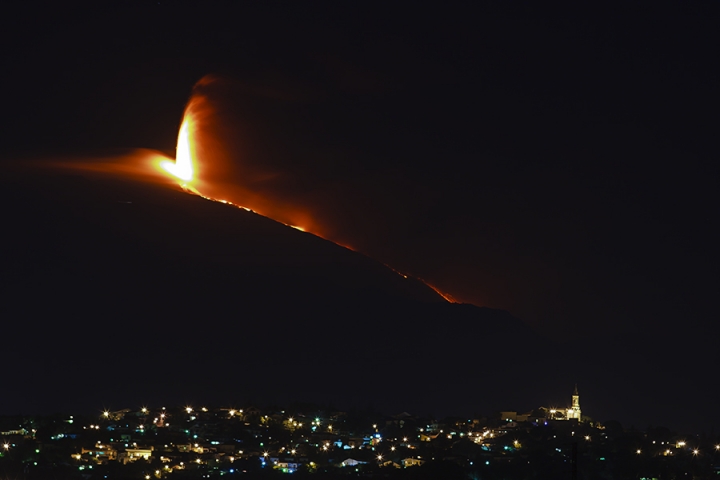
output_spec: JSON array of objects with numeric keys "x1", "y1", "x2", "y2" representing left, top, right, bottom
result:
[{"x1": 158, "y1": 93, "x2": 456, "y2": 304}]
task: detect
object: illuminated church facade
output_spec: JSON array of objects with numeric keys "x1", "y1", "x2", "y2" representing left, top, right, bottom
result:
[
  {"x1": 500, "y1": 385, "x2": 585, "y2": 424},
  {"x1": 565, "y1": 384, "x2": 582, "y2": 421},
  {"x1": 546, "y1": 385, "x2": 583, "y2": 422}
]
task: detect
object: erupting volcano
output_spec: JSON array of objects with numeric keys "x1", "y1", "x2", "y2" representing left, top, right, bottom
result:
[{"x1": 155, "y1": 79, "x2": 456, "y2": 303}]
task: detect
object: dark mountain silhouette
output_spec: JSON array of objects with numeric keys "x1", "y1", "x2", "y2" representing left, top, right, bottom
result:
[{"x1": 0, "y1": 152, "x2": 554, "y2": 416}]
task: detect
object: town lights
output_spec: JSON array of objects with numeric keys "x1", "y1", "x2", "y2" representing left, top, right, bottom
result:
[
  {"x1": 102, "y1": 411, "x2": 110, "y2": 418},
  {"x1": 185, "y1": 407, "x2": 193, "y2": 414},
  {"x1": 377, "y1": 455, "x2": 383, "y2": 461}
]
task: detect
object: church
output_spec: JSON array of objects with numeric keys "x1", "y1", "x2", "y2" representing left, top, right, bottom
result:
[
  {"x1": 549, "y1": 385, "x2": 583, "y2": 422},
  {"x1": 499, "y1": 386, "x2": 585, "y2": 424}
]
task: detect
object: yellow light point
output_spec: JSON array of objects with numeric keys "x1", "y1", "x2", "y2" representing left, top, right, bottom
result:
[
  {"x1": 185, "y1": 407, "x2": 193, "y2": 414},
  {"x1": 102, "y1": 411, "x2": 110, "y2": 418},
  {"x1": 391, "y1": 446, "x2": 395, "y2": 451},
  {"x1": 585, "y1": 436, "x2": 590, "y2": 441},
  {"x1": 3, "y1": 444, "x2": 9, "y2": 450},
  {"x1": 693, "y1": 449, "x2": 699, "y2": 455},
  {"x1": 636, "y1": 449, "x2": 641, "y2": 454},
  {"x1": 229, "y1": 410, "x2": 236, "y2": 417},
  {"x1": 141, "y1": 407, "x2": 148, "y2": 414},
  {"x1": 377, "y1": 455, "x2": 383, "y2": 461}
]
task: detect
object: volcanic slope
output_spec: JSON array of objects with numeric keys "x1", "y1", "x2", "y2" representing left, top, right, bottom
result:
[{"x1": 1, "y1": 153, "x2": 550, "y2": 415}]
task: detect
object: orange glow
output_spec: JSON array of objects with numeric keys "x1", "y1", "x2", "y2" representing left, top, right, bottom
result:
[
  {"x1": 162, "y1": 117, "x2": 194, "y2": 181},
  {"x1": 151, "y1": 77, "x2": 456, "y2": 304}
]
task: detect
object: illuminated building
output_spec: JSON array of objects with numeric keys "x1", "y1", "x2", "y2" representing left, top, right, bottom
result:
[
  {"x1": 548, "y1": 385, "x2": 583, "y2": 422},
  {"x1": 565, "y1": 384, "x2": 582, "y2": 421}
]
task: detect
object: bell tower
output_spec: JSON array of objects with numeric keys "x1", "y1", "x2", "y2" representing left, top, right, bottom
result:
[{"x1": 567, "y1": 384, "x2": 582, "y2": 421}]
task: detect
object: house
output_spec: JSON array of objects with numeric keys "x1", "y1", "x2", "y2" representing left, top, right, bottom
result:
[{"x1": 403, "y1": 457, "x2": 425, "y2": 467}]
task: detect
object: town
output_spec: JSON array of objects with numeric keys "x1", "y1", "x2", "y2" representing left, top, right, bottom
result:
[{"x1": 1, "y1": 389, "x2": 719, "y2": 479}]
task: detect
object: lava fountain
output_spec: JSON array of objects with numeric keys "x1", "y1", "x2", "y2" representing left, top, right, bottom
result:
[
  {"x1": 161, "y1": 96, "x2": 201, "y2": 185},
  {"x1": 163, "y1": 116, "x2": 193, "y2": 181}
]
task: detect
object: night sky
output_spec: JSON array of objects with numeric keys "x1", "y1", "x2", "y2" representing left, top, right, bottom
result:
[{"x1": 1, "y1": 3, "x2": 719, "y2": 431}]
